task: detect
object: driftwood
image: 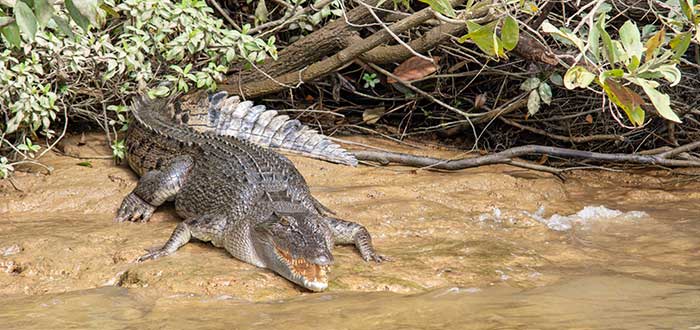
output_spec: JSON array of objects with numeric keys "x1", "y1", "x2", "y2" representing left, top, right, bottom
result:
[{"x1": 353, "y1": 141, "x2": 700, "y2": 175}]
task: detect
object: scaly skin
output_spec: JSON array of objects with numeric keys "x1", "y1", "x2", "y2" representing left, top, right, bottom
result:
[{"x1": 115, "y1": 96, "x2": 384, "y2": 291}]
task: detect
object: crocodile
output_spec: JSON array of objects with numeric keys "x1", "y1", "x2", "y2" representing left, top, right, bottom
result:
[
  {"x1": 203, "y1": 92, "x2": 358, "y2": 166},
  {"x1": 115, "y1": 94, "x2": 383, "y2": 292}
]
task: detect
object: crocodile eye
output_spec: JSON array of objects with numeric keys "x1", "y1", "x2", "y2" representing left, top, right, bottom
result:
[{"x1": 279, "y1": 215, "x2": 293, "y2": 226}]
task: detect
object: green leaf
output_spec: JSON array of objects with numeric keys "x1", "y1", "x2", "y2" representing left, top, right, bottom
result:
[
  {"x1": 14, "y1": 1, "x2": 37, "y2": 42},
  {"x1": 619, "y1": 21, "x2": 642, "y2": 64},
  {"x1": 0, "y1": 16, "x2": 12, "y2": 28},
  {"x1": 587, "y1": 20, "x2": 600, "y2": 62},
  {"x1": 418, "y1": 0, "x2": 456, "y2": 17},
  {"x1": 501, "y1": 16, "x2": 519, "y2": 51},
  {"x1": 628, "y1": 77, "x2": 681, "y2": 123},
  {"x1": 520, "y1": 77, "x2": 540, "y2": 91},
  {"x1": 99, "y1": 3, "x2": 120, "y2": 18},
  {"x1": 0, "y1": 21, "x2": 21, "y2": 48},
  {"x1": 669, "y1": 32, "x2": 691, "y2": 60},
  {"x1": 255, "y1": 0, "x2": 268, "y2": 24},
  {"x1": 76, "y1": 161, "x2": 93, "y2": 168},
  {"x1": 596, "y1": 14, "x2": 616, "y2": 64},
  {"x1": 460, "y1": 21, "x2": 500, "y2": 57},
  {"x1": 527, "y1": 89, "x2": 541, "y2": 116},
  {"x1": 596, "y1": 2, "x2": 613, "y2": 14},
  {"x1": 647, "y1": 64, "x2": 682, "y2": 86},
  {"x1": 5, "y1": 112, "x2": 24, "y2": 133},
  {"x1": 564, "y1": 66, "x2": 596, "y2": 89},
  {"x1": 111, "y1": 139, "x2": 126, "y2": 161},
  {"x1": 71, "y1": 0, "x2": 102, "y2": 26},
  {"x1": 52, "y1": 15, "x2": 74, "y2": 38},
  {"x1": 679, "y1": 0, "x2": 694, "y2": 21},
  {"x1": 602, "y1": 80, "x2": 645, "y2": 126},
  {"x1": 147, "y1": 85, "x2": 170, "y2": 98},
  {"x1": 538, "y1": 82, "x2": 552, "y2": 105},
  {"x1": 549, "y1": 73, "x2": 563, "y2": 86},
  {"x1": 34, "y1": 0, "x2": 54, "y2": 26},
  {"x1": 598, "y1": 69, "x2": 624, "y2": 83},
  {"x1": 541, "y1": 20, "x2": 585, "y2": 52},
  {"x1": 611, "y1": 40, "x2": 628, "y2": 64},
  {"x1": 65, "y1": 0, "x2": 90, "y2": 31}
]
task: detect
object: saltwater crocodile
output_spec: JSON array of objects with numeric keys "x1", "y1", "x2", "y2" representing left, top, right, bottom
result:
[{"x1": 115, "y1": 93, "x2": 383, "y2": 291}]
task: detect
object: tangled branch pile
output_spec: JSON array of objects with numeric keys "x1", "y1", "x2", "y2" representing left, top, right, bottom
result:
[{"x1": 2, "y1": 0, "x2": 700, "y2": 178}]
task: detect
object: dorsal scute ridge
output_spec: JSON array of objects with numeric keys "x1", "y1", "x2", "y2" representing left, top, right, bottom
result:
[{"x1": 205, "y1": 91, "x2": 358, "y2": 167}]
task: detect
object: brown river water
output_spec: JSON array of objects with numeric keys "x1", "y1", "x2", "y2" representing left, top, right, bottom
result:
[{"x1": 1, "y1": 134, "x2": 699, "y2": 329}]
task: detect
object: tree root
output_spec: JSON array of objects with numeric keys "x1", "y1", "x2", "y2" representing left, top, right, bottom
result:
[{"x1": 353, "y1": 142, "x2": 700, "y2": 174}]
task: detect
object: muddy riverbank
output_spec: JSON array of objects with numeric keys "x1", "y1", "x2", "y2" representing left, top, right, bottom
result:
[{"x1": 1, "y1": 133, "x2": 699, "y2": 328}]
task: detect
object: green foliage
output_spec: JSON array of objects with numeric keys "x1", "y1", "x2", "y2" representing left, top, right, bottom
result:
[
  {"x1": 542, "y1": 13, "x2": 687, "y2": 126},
  {"x1": 0, "y1": 0, "x2": 97, "y2": 49},
  {"x1": 501, "y1": 16, "x2": 519, "y2": 51},
  {"x1": 541, "y1": 21, "x2": 585, "y2": 52},
  {"x1": 0, "y1": 156, "x2": 13, "y2": 179},
  {"x1": 458, "y1": 15, "x2": 520, "y2": 58},
  {"x1": 107, "y1": 105, "x2": 129, "y2": 132},
  {"x1": 665, "y1": 0, "x2": 700, "y2": 45},
  {"x1": 111, "y1": 139, "x2": 125, "y2": 161},
  {"x1": 289, "y1": 0, "x2": 343, "y2": 32},
  {"x1": 363, "y1": 72, "x2": 379, "y2": 89},
  {"x1": 520, "y1": 77, "x2": 552, "y2": 116},
  {"x1": 14, "y1": 1, "x2": 37, "y2": 42},
  {"x1": 563, "y1": 66, "x2": 595, "y2": 89},
  {"x1": 0, "y1": 0, "x2": 277, "y2": 176},
  {"x1": 419, "y1": 0, "x2": 456, "y2": 18},
  {"x1": 65, "y1": 0, "x2": 91, "y2": 31}
]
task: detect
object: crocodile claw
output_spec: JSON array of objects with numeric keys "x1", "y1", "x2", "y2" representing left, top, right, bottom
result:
[
  {"x1": 136, "y1": 248, "x2": 170, "y2": 262},
  {"x1": 115, "y1": 193, "x2": 156, "y2": 223},
  {"x1": 364, "y1": 253, "x2": 389, "y2": 263}
]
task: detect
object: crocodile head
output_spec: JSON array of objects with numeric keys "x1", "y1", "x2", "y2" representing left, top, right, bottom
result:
[{"x1": 253, "y1": 211, "x2": 334, "y2": 291}]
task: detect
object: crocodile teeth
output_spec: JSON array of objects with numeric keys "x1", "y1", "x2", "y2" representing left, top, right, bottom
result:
[{"x1": 276, "y1": 247, "x2": 330, "y2": 286}]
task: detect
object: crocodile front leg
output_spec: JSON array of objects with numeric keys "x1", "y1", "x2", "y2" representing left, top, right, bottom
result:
[
  {"x1": 325, "y1": 217, "x2": 385, "y2": 262},
  {"x1": 137, "y1": 214, "x2": 226, "y2": 262},
  {"x1": 116, "y1": 155, "x2": 193, "y2": 222}
]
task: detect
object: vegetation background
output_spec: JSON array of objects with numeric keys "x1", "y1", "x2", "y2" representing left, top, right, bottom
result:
[{"x1": 1, "y1": 0, "x2": 700, "y2": 178}]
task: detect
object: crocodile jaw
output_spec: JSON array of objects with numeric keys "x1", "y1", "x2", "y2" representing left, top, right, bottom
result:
[
  {"x1": 302, "y1": 277, "x2": 328, "y2": 292},
  {"x1": 275, "y1": 247, "x2": 330, "y2": 292}
]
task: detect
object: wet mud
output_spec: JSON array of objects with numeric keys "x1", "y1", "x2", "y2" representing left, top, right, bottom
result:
[{"x1": 1, "y1": 133, "x2": 699, "y2": 328}]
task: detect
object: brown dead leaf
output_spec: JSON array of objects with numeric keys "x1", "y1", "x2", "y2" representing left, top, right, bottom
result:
[
  {"x1": 304, "y1": 95, "x2": 314, "y2": 102},
  {"x1": 474, "y1": 94, "x2": 487, "y2": 109},
  {"x1": 606, "y1": 80, "x2": 645, "y2": 110},
  {"x1": 362, "y1": 107, "x2": 385, "y2": 124},
  {"x1": 645, "y1": 28, "x2": 665, "y2": 62},
  {"x1": 585, "y1": 114, "x2": 593, "y2": 124},
  {"x1": 388, "y1": 56, "x2": 440, "y2": 83}
]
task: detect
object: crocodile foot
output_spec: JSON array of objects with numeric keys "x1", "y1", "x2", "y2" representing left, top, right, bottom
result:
[
  {"x1": 136, "y1": 248, "x2": 171, "y2": 262},
  {"x1": 361, "y1": 250, "x2": 389, "y2": 263},
  {"x1": 115, "y1": 193, "x2": 156, "y2": 223}
]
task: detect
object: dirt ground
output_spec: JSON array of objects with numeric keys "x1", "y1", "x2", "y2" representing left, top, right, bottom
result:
[{"x1": 2, "y1": 133, "x2": 699, "y2": 302}]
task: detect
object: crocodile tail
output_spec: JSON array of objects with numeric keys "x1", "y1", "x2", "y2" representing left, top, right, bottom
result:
[{"x1": 206, "y1": 91, "x2": 358, "y2": 167}]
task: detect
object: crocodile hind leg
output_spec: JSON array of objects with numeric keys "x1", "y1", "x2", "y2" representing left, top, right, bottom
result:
[
  {"x1": 115, "y1": 155, "x2": 193, "y2": 222},
  {"x1": 137, "y1": 214, "x2": 226, "y2": 262},
  {"x1": 325, "y1": 217, "x2": 385, "y2": 262}
]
